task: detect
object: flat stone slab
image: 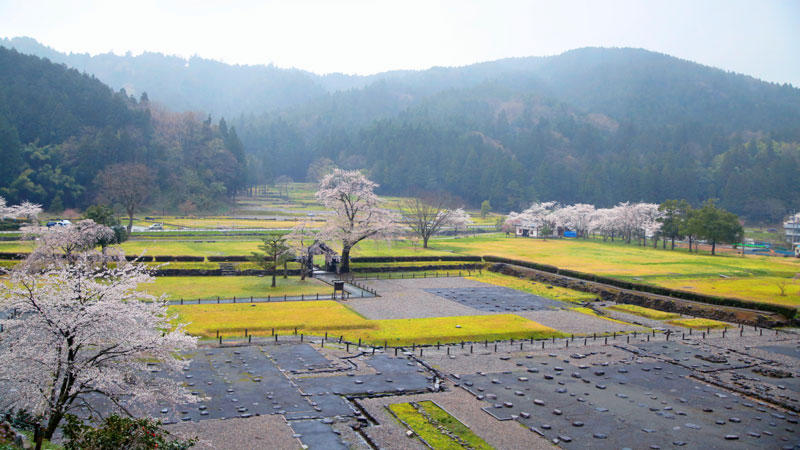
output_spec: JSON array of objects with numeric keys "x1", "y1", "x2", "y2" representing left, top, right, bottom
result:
[
  {"x1": 289, "y1": 419, "x2": 348, "y2": 450},
  {"x1": 630, "y1": 340, "x2": 758, "y2": 372},
  {"x1": 296, "y1": 355, "x2": 430, "y2": 396},
  {"x1": 265, "y1": 343, "x2": 336, "y2": 372},
  {"x1": 758, "y1": 344, "x2": 800, "y2": 360},
  {"x1": 424, "y1": 286, "x2": 565, "y2": 312},
  {"x1": 460, "y1": 356, "x2": 799, "y2": 449}
]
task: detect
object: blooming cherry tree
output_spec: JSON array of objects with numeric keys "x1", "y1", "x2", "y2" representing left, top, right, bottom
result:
[
  {"x1": 21, "y1": 219, "x2": 116, "y2": 266},
  {"x1": 449, "y1": 208, "x2": 473, "y2": 236},
  {"x1": 316, "y1": 169, "x2": 397, "y2": 273},
  {"x1": 0, "y1": 196, "x2": 42, "y2": 221},
  {"x1": 503, "y1": 201, "x2": 559, "y2": 236},
  {"x1": 0, "y1": 221, "x2": 196, "y2": 439}
]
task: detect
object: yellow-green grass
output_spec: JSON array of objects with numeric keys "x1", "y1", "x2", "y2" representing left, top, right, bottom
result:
[
  {"x1": 666, "y1": 318, "x2": 729, "y2": 329},
  {"x1": 351, "y1": 314, "x2": 561, "y2": 346},
  {"x1": 0, "y1": 237, "x2": 455, "y2": 258},
  {"x1": 171, "y1": 301, "x2": 370, "y2": 336},
  {"x1": 605, "y1": 304, "x2": 680, "y2": 320},
  {"x1": 647, "y1": 276, "x2": 800, "y2": 308},
  {"x1": 349, "y1": 239, "x2": 455, "y2": 257},
  {"x1": 466, "y1": 271, "x2": 596, "y2": 303},
  {"x1": 389, "y1": 401, "x2": 492, "y2": 450},
  {"x1": 427, "y1": 234, "x2": 800, "y2": 308},
  {"x1": 160, "y1": 218, "x2": 322, "y2": 230},
  {"x1": 570, "y1": 307, "x2": 643, "y2": 328},
  {"x1": 142, "y1": 276, "x2": 329, "y2": 300},
  {"x1": 350, "y1": 260, "x2": 476, "y2": 268},
  {"x1": 170, "y1": 301, "x2": 563, "y2": 345}
]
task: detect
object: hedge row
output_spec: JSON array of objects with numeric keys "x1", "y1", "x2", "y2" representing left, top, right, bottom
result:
[
  {"x1": 154, "y1": 255, "x2": 205, "y2": 262},
  {"x1": 349, "y1": 255, "x2": 482, "y2": 263},
  {"x1": 483, "y1": 255, "x2": 797, "y2": 318},
  {"x1": 207, "y1": 255, "x2": 250, "y2": 262},
  {"x1": 351, "y1": 263, "x2": 482, "y2": 273},
  {"x1": 0, "y1": 252, "x2": 28, "y2": 260},
  {"x1": 125, "y1": 255, "x2": 154, "y2": 262},
  {"x1": 154, "y1": 268, "x2": 301, "y2": 276}
]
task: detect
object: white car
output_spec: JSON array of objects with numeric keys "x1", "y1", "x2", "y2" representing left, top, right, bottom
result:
[{"x1": 148, "y1": 223, "x2": 164, "y2": 230}]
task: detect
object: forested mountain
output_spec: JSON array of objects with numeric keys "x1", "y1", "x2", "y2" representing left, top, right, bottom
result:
[
  {"x1": 2, "y1": 38, "x2": 799, "y2": 222},
  {"x1": 233, "y1": 48, "x2": 800, "y2": 221},
  {"x1": 0, "y1": 47, "x2": 245, "y2": 211},
  {"x1": 0, "y1": 37, "x2": 327, "y2": 117}
]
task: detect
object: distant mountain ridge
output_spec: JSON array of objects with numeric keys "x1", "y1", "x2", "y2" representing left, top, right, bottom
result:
[
  {"x1": 2, "y1": 37, "x2": 799, "y2": 222},
  {"x1": 5, "y1": 36, "x2": 798, "y2": 127}
]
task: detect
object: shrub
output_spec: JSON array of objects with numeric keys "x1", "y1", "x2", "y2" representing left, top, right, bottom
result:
[
  {"x1": 207, "y1": 255, "x2": 249, "y2": 262},
  {"x1": 154, "y1": 255, "x2": 205, "y2": 262},
  {"x1": 349, "y1": 255, "x2": 482, "y2": 263},
  {"x1": 62, "y1": 414, "x2": 196, "y2": 450}
]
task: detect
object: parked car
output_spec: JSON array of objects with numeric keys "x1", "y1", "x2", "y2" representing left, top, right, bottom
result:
[
  {"x1": 46, "y1": 219, "x2": 72, "y2": 227},
  {"x1": 147, "y1": 223, "x2": 164, "y2": 230}
]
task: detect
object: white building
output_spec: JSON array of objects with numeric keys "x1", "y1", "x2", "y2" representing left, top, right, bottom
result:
[{"x1": 784, "y1": 213, "x2": 800, "y2": 246}]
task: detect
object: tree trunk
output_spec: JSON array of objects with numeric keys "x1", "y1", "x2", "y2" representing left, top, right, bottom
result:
[
  {"x1": 44, "y1": 409, "x2": 63, "y2": 440},
  {"x1": 126, "y1": 207, "x2": 134, "y2": 233},
  {"x1": 423, "y1": 235, "x2": 429, "y2": 248},
  {"x1": 283, "y1": 261, "x2": 288, "y2": 279},
  {"x1": 711, "y1": 240, "x2": 716, "y2": 256},
  {"x1": 340, "y1": 245, "x2": 351, "y2": 273},
  {"x1": 271, "y1": 263, "x2": 277, "y2": 287},
  {"x1": 670, "y1": 236, "x2": 675, "y2": 249},
  {"x1": 688, "y1": 236, "x2": 693, "y2": 252}
]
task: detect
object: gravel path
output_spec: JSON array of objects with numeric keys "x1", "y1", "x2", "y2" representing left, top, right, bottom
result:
[
  {"x1": 517, "y1": 309, "x2": 645, "y2": 334},
  {"x1": 347, "y1": 278, "x2": 492, "y2": 319},
  {"x1": 166, "y1": 415, "x2": 300, "y2": 450},
  {"x1": 599, "y1": 306, "x2": 681, "y2": 330}
]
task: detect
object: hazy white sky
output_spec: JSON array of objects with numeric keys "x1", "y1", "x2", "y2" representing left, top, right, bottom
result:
[{"x1": 1, "y1": 0, "x2": 798, "y2": 85}]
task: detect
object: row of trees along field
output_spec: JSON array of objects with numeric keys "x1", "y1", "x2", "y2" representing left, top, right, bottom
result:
[
  {"x1": 505, "y1": 199, "x2": 743, "y2": 255},
  {"x1": 0, "y1": 47, "x2": 246, "y2": 213}
]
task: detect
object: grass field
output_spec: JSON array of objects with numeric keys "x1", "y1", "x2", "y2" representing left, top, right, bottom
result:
[
  {"x1": 666, "y1": 318, "x2": 729, "y2": 329},
  {"x1": 157, "y1": 218, "x2": 324, "y2": 230},
  {"x1": 170, "y1": 300, "x2": 563, "y2": 345},
  {"x1": 426, "y1": 234, "x2": 800, "y2": 308},
  {"x1": 142, "y1": 276, "x2": 329, "y2": 300},
  {"x1": 569, "y1": 306, "x2": 641, "y2": 327},
  {"x1": 389, "y1": 401, "x2": 492, "y2": 449},
  {"x1": 605, "y1": 304, "x2": 680, "y2": 320},
  {"x1": 465, "y1": 271, "x2": 597, "y2": 303}
]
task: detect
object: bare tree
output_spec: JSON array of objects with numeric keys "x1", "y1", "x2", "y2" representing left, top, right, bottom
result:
[
  {"x1": 306, "y1": 157, "x2": 336, "y2": 183},
  {"x1": 401, "y1": 195, "x2": 457, "y2": 248},
  {"x1": 95, "y1": 163, "x2": 155, "y2": 233},
  {"x1": 286, "y1": 222, "x2": 316, "y2": 280},
  {"x1": 274, "y1": 175, "x2": 293, "y2": 199}
]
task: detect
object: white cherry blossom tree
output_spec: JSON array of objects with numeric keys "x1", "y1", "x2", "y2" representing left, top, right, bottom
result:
[
  {"x1": 0, "y1": 196, "x2": 42, "y2": 221},
  {"x1": 21, "y1": 219, "x2": 115, "y2": 267},
  {"x1": 0, "y1": 221, "x2": 196, "y2": 439},
  {"x1": 503, "y1": 201, "x2": 559, "y2": 236},
  {"x1": 449, "y1": 208, "x2": 473, "y2": 236},
  {"x1": 315, "y1": 169, "x2": 397, "y2": 273}
]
